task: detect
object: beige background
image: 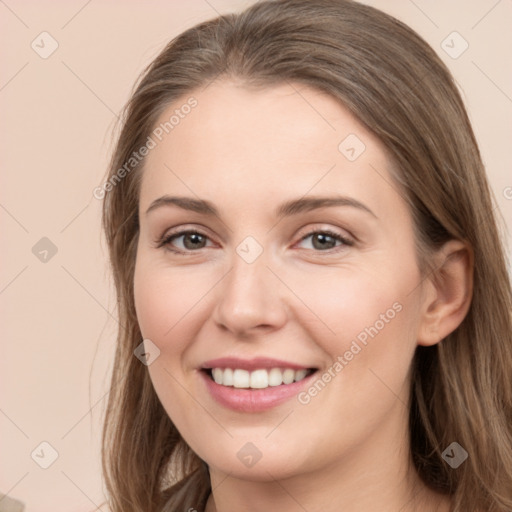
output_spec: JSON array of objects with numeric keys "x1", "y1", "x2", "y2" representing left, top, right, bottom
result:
[{"x1": 1, "y1": 0, "x2": 511, "y2": 510}]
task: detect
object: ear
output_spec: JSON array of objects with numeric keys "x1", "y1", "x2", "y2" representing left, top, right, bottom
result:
[{"x1": 417, "y1": 240, "x2": 473, "y2": 347}]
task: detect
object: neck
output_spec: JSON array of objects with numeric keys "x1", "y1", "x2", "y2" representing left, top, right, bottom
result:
[
  {"x1": 204, "y1": 404, "x2": 451, "y2": 512},
  {"x1": 205, "y1": 463, "x2": 450, "y2": 512}
]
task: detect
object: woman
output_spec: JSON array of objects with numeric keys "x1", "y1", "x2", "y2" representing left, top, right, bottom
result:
[{"x1": 99, "y1": 1, "x2": 512, "y2": 511}]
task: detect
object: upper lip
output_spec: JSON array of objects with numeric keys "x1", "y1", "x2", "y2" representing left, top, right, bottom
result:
[{"x1": 200, "y1": 357, "x2": 315, "y2": 371}]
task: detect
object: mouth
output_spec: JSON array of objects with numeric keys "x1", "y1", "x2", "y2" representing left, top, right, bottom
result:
[
  {"x1": 198, "y1": 356, "x2": 320, "y2": 412},
  {"x1": 201, "y1": 367, "x2": 318, "y2": 390}
]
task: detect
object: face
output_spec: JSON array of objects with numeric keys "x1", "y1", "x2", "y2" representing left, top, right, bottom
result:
[{"x1": 134, "y1": 80, "x2": 427, "y2": 480}]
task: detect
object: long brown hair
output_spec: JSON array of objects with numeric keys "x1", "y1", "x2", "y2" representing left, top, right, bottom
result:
[{"x1": 100, "y1": 1, "x2": 512, "y2": 510}]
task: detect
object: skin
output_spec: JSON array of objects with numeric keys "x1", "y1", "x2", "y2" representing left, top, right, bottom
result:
[{"x1": 134, "y1": 79, "x2": 472, "y2": 512}]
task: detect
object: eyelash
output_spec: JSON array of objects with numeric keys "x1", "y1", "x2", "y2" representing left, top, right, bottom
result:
[{"x1": 155, "y1": 228, "x2": 354, "y2": 255}]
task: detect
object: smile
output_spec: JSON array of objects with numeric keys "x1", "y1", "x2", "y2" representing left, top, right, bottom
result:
[
  {"x1": 199, "y1": 357, "x2": 319, "y2": 412},
  {"x1": 208, "y1": 367, "x2": 315, "y2": 389}
]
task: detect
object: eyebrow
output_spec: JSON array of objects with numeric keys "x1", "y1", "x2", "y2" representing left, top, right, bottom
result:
[{"x1": 145, "y1": 194, "x2": 377, "y2": 219}]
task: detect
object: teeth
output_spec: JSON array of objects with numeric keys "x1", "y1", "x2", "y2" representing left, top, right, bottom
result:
[
  {"x1": 233, "y1": 369, "x2": 250, "y2": 388},
  {"x1": 250, "y1": 369, "x2": 268, "y2": 389},
  {"x1": 209, "y1": 367, "x2": 312, "y2": 389},
  {"x1": 222, "y1": 368, "x2": 234, "y2": 386},
  {"x1": 282, "y1": 369, "x2": 295, "y2": 385},
  {"x1": 212, "y1": 368, "x2": 223, "y2": 384},
  {"x1": 268, "y1": 368, "x2": 283, "y2": 386},
  {"x1": 294, "y1": 369, "x2": 308, "y2": 382}
]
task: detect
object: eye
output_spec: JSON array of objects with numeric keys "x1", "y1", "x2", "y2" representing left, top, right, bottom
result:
[
  {"x1": 156, "y1": 227, "x2": 353, "y2": 255},
  {"x1": 156, "y1": 229, "x2": 213, "y2": 254},
  {"x1": 296, "y1": 229, "x2": 353, "y2": 252}
]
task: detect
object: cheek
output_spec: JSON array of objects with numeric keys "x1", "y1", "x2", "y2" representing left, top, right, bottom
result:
[
  {"x1": 289, "y1": 257, "x2": 422, "y2": 411},
  {"x1": 133, "y1": 259, "x2": 212, "y2": 432},
  {"x1": 133, "y1": 269, "x2": 172, "y2": 342},
  {"x1": 284, "y1": 260, "x2": 418, "y2": 348},
  {"x1": 133, "y1": 257, "x2": 213, "y2": 344},
  {"x1": 292, "y1": 274, "x2": 420, "y2": 459}
]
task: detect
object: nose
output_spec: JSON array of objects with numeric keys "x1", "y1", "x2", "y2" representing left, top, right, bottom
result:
[{"x1": 212, "y1": 248, "x2": 288, "y2": 339}]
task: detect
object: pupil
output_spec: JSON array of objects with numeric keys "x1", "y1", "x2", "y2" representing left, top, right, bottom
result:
[
  {"x1": 314, "y1": 233, "x2": 334, "y2": 250},
  {"x1": 185, "y1": 233, "x2": 204, "y2": 249}
]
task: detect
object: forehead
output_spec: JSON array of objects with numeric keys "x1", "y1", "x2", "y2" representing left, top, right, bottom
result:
[{"x1": 139, "y1": 80, "x2": 399, "y2": 217}]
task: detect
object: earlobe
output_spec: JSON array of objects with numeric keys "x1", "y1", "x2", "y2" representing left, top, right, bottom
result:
[{"x1": 417, "y1": 240, "x2": 474, "y2": 347}]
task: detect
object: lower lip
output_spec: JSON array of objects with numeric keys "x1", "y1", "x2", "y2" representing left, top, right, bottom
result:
[{"x1": 199, "y1": 370, "x2": 317, "y2": 412}]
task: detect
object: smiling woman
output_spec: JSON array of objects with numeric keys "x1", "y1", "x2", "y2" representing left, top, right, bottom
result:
[{"x1": 99, "y1": 1, "x2": 512, "y2": 512}]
